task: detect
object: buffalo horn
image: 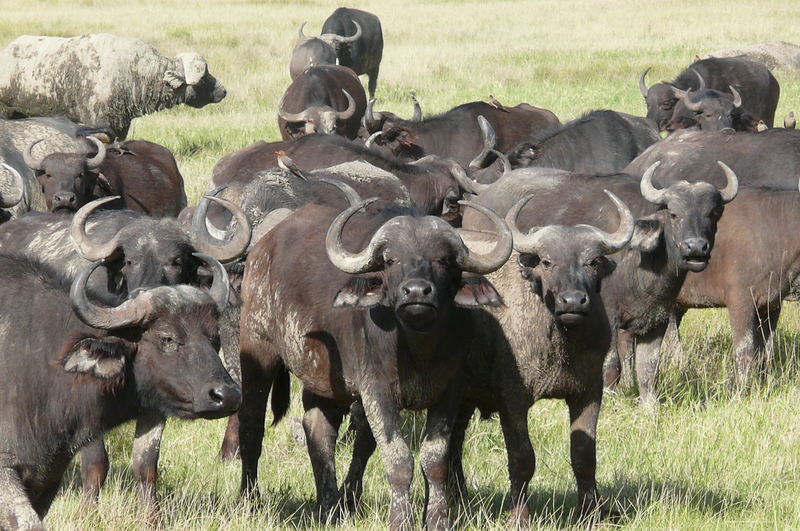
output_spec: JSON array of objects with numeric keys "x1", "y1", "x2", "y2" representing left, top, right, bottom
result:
[
  {"x1": 191, "y1": 186, "x2": 252, "y2": 263},
  {"x1": 277, "y1": 90, "x2": 310, "y2": 123},
  {"x1": 639, "y1": 66, "x2": 652, "y2": 98},
  {"x1": 448, "y1": 161, "x2": 489, "y2": 194},
  {"x1": 325, "y1": 197, "x2": 382, "y2": 274},
  {"x1": 410, "y1": 93, "x2": 423, "y2": 122},
  {"x1": 490, "y1": 149, "x2": 511, "y2": 176},
  {"x1": 577, "y1": 190, "x2": 635, "y2": 254},
  {"x1": 0, "y1": 162, "x2": 25, "y2": 208},
  {"x1": 364, "y1": 98, "x2": 382, "y2": 132},
  {"x1": 680, "y1": 88, "x2": 703, "y2": 112},
  {"x1": 454, "y1": 201, "x2": 513, "y2": 273},
  {"x1": 71, "y1": 259, "x2": 154, "y2": 329},
  {"x1": 318, "y1": 177, "x2": 362, "y2": 206},
  {"x1": 715, "y1": 161, "x2": 739, "y2": 203},
  {"x1": 691, "y1": 68, "x2": 706, "y2": 91},
  {"x1": 335, "y1": 90, "x2": 357, "y2": 119},
  {"x1": 298, "y1": 22, "x2": 308, "y2": 41},
  {"x1": 322, "y1": 20, "x2": 362, "y2": 44},
  {"x1": 729, "y1": 85, "x2": 742, "y2": 108},
  {"x1": 639, "y1": 161, "x2": 668, "y2": 204},
  {"x1": 70, "y1": 196, "x2": 123, "y2": 260},
  {"x1": 84, "y1": 136, "x2": 107, "y2": 169},
  {"x1": 192, "y1": 252, "x2": 230, "y2": 312},
  {"x1": 23, "y1": 139, "x2": 45, "y2": 171},
  {"x1": 468, "y1": 115, "x2": 496, "y2": 169},
  {"x1": 364, "y1": 131, "x2": 382, "y2": 149}
]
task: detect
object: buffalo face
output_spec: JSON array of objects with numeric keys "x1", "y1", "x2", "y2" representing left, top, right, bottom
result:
[
  {"x1": 509, "y1": 191, "x2": 633, "y2": 327},
  {"x1": 644, "y1": 83, "x2": 680, "y2": 131},
  {"x1": 667, "y1": 88, "x2": 742, "y2": 133}
]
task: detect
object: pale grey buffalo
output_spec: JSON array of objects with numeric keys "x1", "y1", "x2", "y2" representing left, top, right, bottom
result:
[{"x1": 0, "y1": 33, "x2": 227, "y2": 139}]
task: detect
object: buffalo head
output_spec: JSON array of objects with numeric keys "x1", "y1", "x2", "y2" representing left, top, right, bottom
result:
[
  {"x1": 635, "y1": 160, "x2": 738, "y2": 272},
  {"x1": 508, "y1": 190, "x2": 634, "y2": 326},
  {"x1": 278, "y1": 88, "x2": 357, "y2": 135},
  {"x1": 164, "y1": 52, "x2": 227, "y2": 108}
]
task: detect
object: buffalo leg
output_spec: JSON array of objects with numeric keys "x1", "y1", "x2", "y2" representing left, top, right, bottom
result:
[
  {"x1": 420, "y1": 386, "x2": 461, "y2": 531},
  {"x1": 219, "y1": 413, "x2": 240, "y2": 461},
  {"x1": 219, "y1": 304, "x2": 242, "y2": 461},
  {"x1": 340, "y1": 401, "x2": 376, "y2": 513},
  {"x1": 446, "y1": 403, "x2": 476, "y2": 500},
  {"x1": 566, "y1": 390, "x2": 603, "y2": 518},
  {"x1": 132, "y1": 410, "x2": 166, "y2": 518},
  {"x1": 302, "y1": 391, "x2": 346, "y2": 520},
  {"x1": 367, "y1": 66, "x2": 380, "y2": 99},
  {"x1": 634, "y1": 322, "x2": 668, "y2": 406},
  {"x1": 361, "y1": 390, "x2": 415, "y2": 531},
  {"x1": 602, "y1": 333, "x2": 622, "y2": 389},
  {"x1": 728, "y1": 300, "x2": 760, "y2": 387},
  {"x1": 757, "y1": 304, "x2": 781, "y2": 371},
  {"x1": 0, "y1": 466, "x2": 43, "y2": 529},
  {"x1": 498, "y1": 400, "x2": 535, "y2": 527},
  {"x1": 238, "y1": 354, "x2": 279, "y2": 497},
  {"x1": 80, "y1": 438, "x2": 109, "y2": 500}
]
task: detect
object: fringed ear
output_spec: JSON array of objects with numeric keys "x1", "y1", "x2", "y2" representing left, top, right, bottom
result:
[
  {"x1": 163, "y1": 70, "x2": 185, "y2": 89},
  {"x1": 630, "y1": 215, "x2": 664, "y2": 253},
  {"x1": 177, "y1": 52, "x2": 207, "y2": 85},
  {"x1": 517, "y1": 253, "x2": 542, "y2": 295},
  {"x1": 455, "y1": 276, "x2": 503, "y2": 307},
  {"x1": 333, "y1": 276, "x2": 386, "y2": 308},
  {"x1": 56, "y1": 336, "x2": 133, "y2": 389}
]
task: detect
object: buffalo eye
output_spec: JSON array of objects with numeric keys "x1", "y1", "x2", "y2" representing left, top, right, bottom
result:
[
  {"x1": 540, "y1": 259, "x2": 552, "y2": 269},
  {"x1": 160, "y1": 335, "x2": 178, "y2": 353},
  {"x1": 669, "y1": 212, "x2": 678, "y2": 220},
  {"x1": 585, "y1": 257, "x2": 600, "y2": 268}
]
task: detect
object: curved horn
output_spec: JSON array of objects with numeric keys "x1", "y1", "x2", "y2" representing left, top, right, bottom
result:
[
  {"x1": 335, "y1": 90, "x2": 356, "y2": 120},
  {"x1": 505, "y1": 194, "x2": 544, "y2": 254},
  {"x1": 716, "y1": 161, "x2": 739, "y2": 204},
  {"x1": 70, "y1": 196, "x2": 123, "y2": 260},
  {"x1": 410, "y1": 93, "x2": 423, "y2": 122},
  {"x1": 577, "y1": 190, "x2": 635, "y2": 254},
  {"x1": 455, "y1": 201, "x2": 513, "y2": 274},
  {"x1": 365, "y1": 131, "x2": 382, "y2": 149},
  {"x1": 490, "y1": 149, "x2": 511, "y2": 176},
  {"x1": 468, "y1": 115, "x2": 496, "y2": 169},
  {"x1": 23, "y1": 139, "x2": 45, "y2": 171},
  {"x1": 323, "y1": 20, "x2": 362, "y2": 44},
  {"x1": 277, "y1": 90, "x2": 310, "y2": 123},
  {"x1": 639, "y1": 66, "x2": 652, "y2": 98},
  {"x1": 0, "y1": 162, "x2": 25, "y2": 208},
  {"x1": 84, "y1": 136, "x2": 106, "y2": 169},
  {"x1": 448, "y1": 160, "x2": 489, "y2": 194},
  {"x1": 191, "y1": 186, "x2": 252, "y2": 263},
  {"x1": 298, "y1": 22, "x2": 308, "y2": 40},
  {"x1": 192, "y1": 253, "x2": 230, "y2": 312},
  {"x1": 318, "y1": 177, "x2": 362, "y2": 206},
  {"x1": 680, "y1": 88, "x2": 703, "y2": 112},
  {"x1": 325, "y1": 197, "x2": 382, "y2": 274},
  {"x1": 729, "y1": 85, "x2": 742, "y2": 108},
  {"x1": 691, "y1": 68, "x2": 706, "y2": 91},
  {"x1": 70, "y1": 260, "x2": 154, "y2": 329},
  {"x1": 640, "y1": 161, "x2": 668, "y2": 204}
]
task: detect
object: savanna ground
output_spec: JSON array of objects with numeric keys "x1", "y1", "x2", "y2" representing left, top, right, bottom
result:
[{"x1": 3, "y1": 0, "x2": 800, "y2": 528}]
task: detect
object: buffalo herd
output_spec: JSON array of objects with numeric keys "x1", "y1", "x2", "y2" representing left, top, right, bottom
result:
[{"x1": 0, "y1": 6, "x2": 796, "y2": 530}]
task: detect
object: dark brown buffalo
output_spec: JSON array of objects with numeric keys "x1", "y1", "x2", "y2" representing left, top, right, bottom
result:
[
  {"x1": 342, "y1": 192, "x2": 636, "y2": 524},
  {"x1": 640, "y1": 56, "x2": 780, "y2": 130},
  {"x1": 462, "y1": 162, "x2": 738, "y2": 405},
  {"x1": 277, "y1": 65, "x2": 367, "y2": 141},
  {"x1": 624, "y1": 128, "x2": 800, "y2": 190},
  {"x1": 238, "y1": 193, "x2": 512, "y2": 529},
  {"x1": 321, "y1": 8, "x2": 383, "y2": 97},
  {"x1": 0, "y1": 193, "x2": 250, "y2": 513},
  {"x1": 23, "y1": 137, "x2": 186, "y2": 216},
  {"x1": 0, "y1": 254, "x2": 238, "y2": 529},
  {"x1": 363, "y1": 99, "x2": 560, "y2": 168}
]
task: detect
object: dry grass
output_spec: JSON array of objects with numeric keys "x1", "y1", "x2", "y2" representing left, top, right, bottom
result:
[{"x1": 2, "y1": 0, "x2": 800, "y2": 528}]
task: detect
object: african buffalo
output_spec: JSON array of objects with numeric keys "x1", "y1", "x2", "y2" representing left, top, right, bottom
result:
[
  {"x1": 624, "y1": 128, "x2": 800, "y2": 190},
  {"x1": 290, "y1": 21, "x2": 360, "y2": 80},
  {"x1": 462, "y1": 161, "x2": 738, "y2": 405},
  {"x1": 470, "y1": 110, "x2": 660, "y2": 183},
  {"x1": 0, "y1": 253, "x2": 238, "y2": 529},
  {"x1": 22, "y1": 137, "x2": 186, "y2": 216},
  {"x1": 0, "y1": 193, "x2": 250, "y2": 511},
  {"x1": 237, "y1": 189, "x2": 512, "y2": 529},
  {"x1": 639, "y1": 56, "x2": 779, "y2": 130},
  {"x1": 363, "y1": 98, "x2": 560, "y2": 168},
  {"x1": 0, "y1": 33, "x2": 226, "y2": 139},
  {"x1": 321, "y1": 8, "x2": 383, "y2": 97},
  {"x1": 278, "y1": 65, "x2": 366, "y2": 140}
]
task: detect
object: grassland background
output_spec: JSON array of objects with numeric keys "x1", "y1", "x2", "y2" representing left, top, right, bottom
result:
[{"x1": 2, "y1": 0, "x2": 800, "y2": 529}]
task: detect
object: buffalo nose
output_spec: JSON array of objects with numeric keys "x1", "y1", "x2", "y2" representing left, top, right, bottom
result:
[
  {"x1": 53, "y1": 192, "x2": 76, "y2": 206},
  {"x1": 401, "y1": 279, "x2": 434, "y2": 298},
  {"x1": 556, "y1": 290, "x2": 589, "y2": 313},
  {"x1": 206, "y1": 384, "x2": 241, "y2": 412},
  {"x1": 681, "y1": 238, "x2": 709, "y2": 256}
]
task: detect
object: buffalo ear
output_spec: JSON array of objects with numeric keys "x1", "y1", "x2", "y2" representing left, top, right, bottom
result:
[
  {"x1": 95, "y1": 173, "x2": 113, "y2": 194},
  {"x1": 163, "y1": 70, "x2": 186, "y2": 89},
  {"x1": 595, "y1": 256, "x2": 617, "y2": 278},
  {"x1": 58, "y1": 337, "x2": 133, "y2": 386},
  {"x1": 455, "y1": 276, "x2": 503, "y2": 307},
  {"x1": 630, "y1": 215, "x2": 663, "y2": 253},
  {"x1": 333, "y1": 276, "x2": 385, "y2": 309},
  {"x1": 517, "y1": 253, "x2": 542, "y2": 295}
]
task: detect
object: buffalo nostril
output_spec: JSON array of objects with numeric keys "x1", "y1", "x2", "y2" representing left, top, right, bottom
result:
[
  {"x1": 422, "y1": 285, "x2": 432, "y2": 295},
  {"x1": 580, "y1": 295, "x2": 587, "y2": 305},
  {"x1": 208, "y1": 387, "x2": 225, "y2": 405}
]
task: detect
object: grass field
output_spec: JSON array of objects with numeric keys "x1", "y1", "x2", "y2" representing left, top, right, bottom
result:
[{"x1": 3, "y1": 0, "x2": 800, "y2": 529}]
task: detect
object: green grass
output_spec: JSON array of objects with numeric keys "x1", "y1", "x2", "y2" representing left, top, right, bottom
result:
[{"x1": 3, "y1": 0, "x2": 800, "y2": 528}]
